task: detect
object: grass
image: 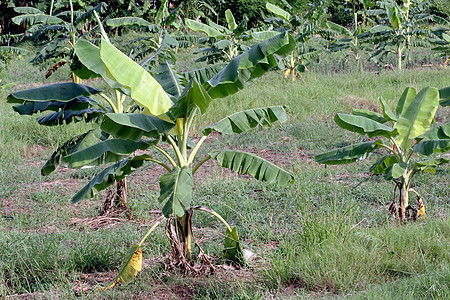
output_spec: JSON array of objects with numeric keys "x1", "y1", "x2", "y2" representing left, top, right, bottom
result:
[{"x1": 0, "y1": 47, "x2": 448, "y2": 299}]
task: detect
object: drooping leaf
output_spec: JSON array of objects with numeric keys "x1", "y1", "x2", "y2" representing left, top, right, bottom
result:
[
  {"x1": 416, "y1": 123, "x2": 450, "y2": 141},
  {"x1": 13, "y1": 7, "x2": 43, "y2": 14},
  {"x1": 106, "y1": 17, "x2": 158, "y2": 31},
  {"x1": 314, "y1": 141, "x2": 381, "y2": 165},
  {"x1": 326, "y1": 21, "x2": 352, "y2": 36},
  {"x1": 101, "y1": 113, "x2": 175, "y2": 142},
  {"x1": 105, "y1": 244, "x2": 142, "y2": 289},
  {"x1": 72, "y1": 155, "x2": 150, "y2": 203},
  {"x1": 395, "y1": 87, "x2": 440, "y2": 149},
  {"x1": 250, "y1": 31, "x2": 280, "y2": 40},
  {"x1": 439, "y1": 86, "x2": 450, "y2": 106},
  {"x1": 7, "y1": 83, "x2": 102, "y2": 103},
  {"x1": 42, "y1": 129, "x2": 105, "y2": 175},
  {"x1": 202, "y1": 106, "x2": 287, "y2": 135},
  {"x1": 205, "y1": 32, "x2": 295, "y2": 99},
  {"x1": 384, "y1": 162, "x2": 407, "y2": 180},
  {"x1": 414, "y1": 158, "x2": 449, "y2": 172},
  {"x1": 158, "y1": 166, "x2": 193, "y2": 218},
  {"x1": 185, "y1": 19, "x2": 224, "y2": 37},
  {"x1": 183, "y1": 64, "x2": 226, "y2": 85},
  {"x1": 99, "y1": 40, "x2": 172, "y2": 116},
  {"x1": 265, "y1": 2, "x2": 291, "y2": 22},
  {"x1": 412, "y1": 139, "x2": 450, "y2": 156},
  {"x1": 352, "y1": 109, "x2": 387, "y2": 123},
  {"x1": 334, "y1": 114, "x2": 397, "y2": 138},
  {"x1": 209, "y1": 150, "x2": 294, "y2": 185},
  {"x1": 396, "y1": 87, "x2": 416, "y2": 116},
  {"x1": 63, "y1": 139, "x2": 156, "y2": 168},
  {"x1": 12, "y1": 14, "x2": 65, "y2": 26}
]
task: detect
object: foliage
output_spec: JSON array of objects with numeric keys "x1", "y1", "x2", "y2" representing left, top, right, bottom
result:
[
  {"x1": 315, "y1": 86, "x2": 449, "y2": 221},
  {"x1": 365, "y1": 0, "x2": 449, "y2": 70},
  {"x1": 8, "y1": 28, "x2": 295, "y2": 285}
]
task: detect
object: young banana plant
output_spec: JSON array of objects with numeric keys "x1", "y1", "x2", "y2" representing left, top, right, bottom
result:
[
  {"x1": 315, "y1": 86, "x2": 450, "y2": 221},
  {"x1": 11, "y1": 25, "x2": 296, "y2": 286}
]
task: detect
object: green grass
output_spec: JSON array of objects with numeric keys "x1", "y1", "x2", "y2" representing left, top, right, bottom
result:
[{"x1": 0, "y1": 46, "x2": 448, "y2": 299}]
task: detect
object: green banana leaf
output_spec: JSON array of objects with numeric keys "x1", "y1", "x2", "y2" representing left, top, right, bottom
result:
[
  {"x1": 205, "y1": 32, "x2": 295, "y2": 99},
  {"x1": 183, "y1": 64, "x2": 226, "y2": 85},
  {"x1": 209, "y1": 150, "x2": 294, "y2": 185},
  {"x1": 13, "y1": 7, "x2": 43, "y2": 14},
  {"x1": 334, "y1": 114, "x2": 397, "y2": 138},
  {"x1": 266, "y1": 2, "x2": 292, "y2": 22},
  {"x1": 101, "y1": 113, "x2": 175, "y2": 142},
  {"x1": 352, "y1": 109, "x2": 387, "y2": 123},
  {"x1": 250, "y1": 31, "x2": 280, "y2": 40},
  {"x1": 152, "y1": 62, "x2": 185, "y2": 100},
  {"x1": 99, "y1": 39, "x2": 172, "y2": 116},
  {"x1": 396, "y1": 87, "x2": 416, "y2": 116},
  {"x1": 326, "y1": 21, "x2": 352, "y2": 36},
  {"x1": 370, "y1": 154, "x2": 398, "y2": 175},
  {"x1": 369, "y1": 25, "x2": 393, "y2": 34},
  {"x1": 395, "y1": 87, "x2": 439, "y2": 149},
  {"x1": 413, "y1": 158, "x2": 449, "y2": 172},
  {"x1": 413, "y1": 139, "x2": 450, "y2": 156},
  {"x1": 63, "y1": 139, "x2": 156, "y2": 168},
  {"x1": 158, "y1": 166, "x2": 193, "y2": 218},
  {"x1": 416, "y1": 123, "x2": 450, "y2": 140},
  {"x1": 379, "y1": 97, "x2": 397, "y2": 122},
  {"x1": 12, "y1": 14, "x2": 65, "y2": 26},
  {"x1": 42, "y1": 129, "x2": 105, "y2": 175},
  {"x1": 106, "y1": 17, "x2": 158, "y2": 31},
  {"x1": 224, "y1": 226, "x2": 244, "y2": 263},
  {"x1": 73, "y1": 39, "x2": 128, "y2": 93},
  {"x1": 169, "y1": 79, "x2": 212, "y2": 119},
  {"x1": 72, "y1": 155, "x2": 150, "y2": 203},
  {"x1": 439, "y1": 86, "x2": 450, "y2": 106},
  {"x1": 384, "y1": 163, "x2": 407, "y2": 180},
  {"x1": 314, "y1": 140, "x2": 381, "y2": 165},
  {"x1": 225, "y1": 9, "x2": 237, "y2": 31},
  {"x1": 185, "y1": 19, "x2": 224, "y2": 37},
  {"x1": 7, "y1": 83, "x2": 101, "y2": 103},
  {"x1": 202, "y1": 106, "x2": 287, "y2": 135}
]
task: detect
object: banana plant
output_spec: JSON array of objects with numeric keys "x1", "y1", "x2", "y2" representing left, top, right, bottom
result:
[
  {"x1": 428, "y1": 27, "x2": 450, "y2": 68},
  {"x1": 11, "y1": 1, "x2": 107, "y2": 81},
  {"x1": 315, "y1": 86, "x2": 450, "y2": 221},
  {"x1": 185, "y1": 9, "x2": 279, "y2": 64},
  {"x1": 265, "y1": 2, "x2": 326, "y2": 80},
  {"x1": 11, "y1": 28, "x2": 295, "y2": 285},
  {"x1": 365, "y1": 0, "x2": 449, "y2": 70}
]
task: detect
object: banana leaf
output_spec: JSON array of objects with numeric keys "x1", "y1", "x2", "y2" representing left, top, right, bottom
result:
[
  {"x1": 202, "y1": 106, "x2": 287, "y2": 135},
  {"x1": 314, "y1": 140, "x2": 381, "y2": 165},
  {"x1": 334, "y1": 114, "x2": 397, "y2": 138},
  {"x1": 209, "y1": 150, "x2": 294, "y2": 185},
  {"x1": 158, "y1": 166, "x2": 193, "y2": 218}
]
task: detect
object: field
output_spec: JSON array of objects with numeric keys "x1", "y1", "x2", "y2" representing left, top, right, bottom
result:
[{"x1": 0, "y1": 50, "x2": 449, "y2": 299}]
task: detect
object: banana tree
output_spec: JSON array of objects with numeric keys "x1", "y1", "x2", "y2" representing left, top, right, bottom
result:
[
  {"x1": 185, "y1": 9, "x2": 279, "y2": 64},
  {"x1": 11, "y1": 29, "x2": 295, "y2": 285},
  {"x1": 315, "y1": 86, "x2": 450, "y2": 221},
  {"x1": 265, "y1": 2, "x2": 326, "y2": 80},
  {"x1": 365, "y1": 0, "x2": 449, "y2": 70},
  {"x1": 11, "y1": 1, "x2": 107, "y2": 81}
]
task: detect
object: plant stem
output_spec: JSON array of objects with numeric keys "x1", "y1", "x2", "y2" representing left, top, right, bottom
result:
[
  {"x1": 144, "y1": 157, "x2": 172, "y2": 172},
  {"x1": 138, "y1": 215, "x2": 166, "y2": 246},
  {"x1": 165, "y1": 134, "x2": 186, "y2": 166},
  {"x1": 93, "y1": 10, "x2": 110, "y2": 43},
  {"x1": 192, "y1": 155, "x2": 211, "y2": 174},
  {"x1": 187, "y1": 135, "x2": 207, "y2": 165},
  {"x1": 99, "y1": 93, "x2": 118, "y2": 113},
  {"x1": 152, "y1": 145, "x2": 177, "y2": 168}
]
